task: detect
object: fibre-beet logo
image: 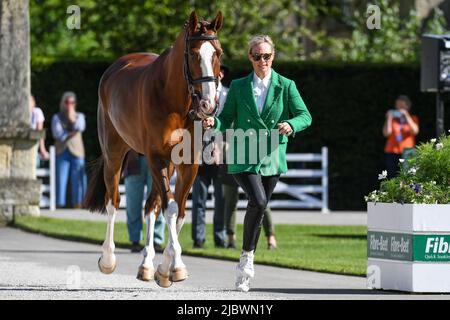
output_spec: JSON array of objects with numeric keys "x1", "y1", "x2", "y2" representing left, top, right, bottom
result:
[{"x1": 425, "y1": 237, "x2": 450, "y2": 254}]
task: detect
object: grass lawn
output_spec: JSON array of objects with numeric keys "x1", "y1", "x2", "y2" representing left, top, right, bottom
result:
[{"x1": 13, "y1": 216, "x2": 368, "y2": 276}]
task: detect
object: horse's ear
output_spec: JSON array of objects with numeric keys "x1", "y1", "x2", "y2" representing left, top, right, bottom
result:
[
  {"x1": 210, "y1": 11, "x2": 223, "y2": 32},
  {"x1": 189, "y1": 10, "x2": 199, "y2": 33}
]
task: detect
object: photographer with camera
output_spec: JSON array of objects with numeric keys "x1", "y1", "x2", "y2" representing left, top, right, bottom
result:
[{"x1": 382, "y1": 95, "x2": 419, "y2": 178}]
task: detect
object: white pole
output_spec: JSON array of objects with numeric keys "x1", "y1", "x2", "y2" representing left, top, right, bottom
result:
[
  {"x1": 50, "y1": 146, "x2": 56, "y2": 211},
  {"x1": 321, "y1": 146, "x2": 330, "y2": 214}
]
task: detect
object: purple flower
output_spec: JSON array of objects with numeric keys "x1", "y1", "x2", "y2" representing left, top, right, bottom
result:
[{"x1": 414, "y1": 184, "x2": 421, "y2": 193}]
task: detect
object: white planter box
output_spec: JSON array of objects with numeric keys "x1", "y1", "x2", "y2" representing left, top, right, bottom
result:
[{"x1": 367, "y1": 202, "x2": 450, "y2": 293}]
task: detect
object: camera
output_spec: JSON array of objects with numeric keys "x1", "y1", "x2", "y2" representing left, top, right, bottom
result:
[{"x1": 390, "y1": 110, "x2": 402, "y2": 118}]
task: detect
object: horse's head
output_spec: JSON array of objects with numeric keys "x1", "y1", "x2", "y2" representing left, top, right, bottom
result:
[{"x1": 184, "y1": 10, "x2": 223, "y2": 120}]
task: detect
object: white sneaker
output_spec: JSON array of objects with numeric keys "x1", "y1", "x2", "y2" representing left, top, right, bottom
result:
[
  {"x1": 235, "y1": 275, "x2": 250, "y2": 292},
  {"x1": 236, "y1": 250, "x2": 255, "y2": 278}
]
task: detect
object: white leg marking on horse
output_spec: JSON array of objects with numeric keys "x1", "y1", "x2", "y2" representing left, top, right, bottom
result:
[
  {"x1": 199, "y1": 41, "x2": 216, "y2": 107},
  {"x1": 176, "y1": 216, "x2": 185, "y2": 235},
  {"x1": 100, "y1": 199, "x2": 116, "y2": 269},
  {"x1": 158, "y1": 199, "x2": 184, "y2": 276},
  {"x1": 141, "y1": 210, "x2": 156, "y2": 269}
]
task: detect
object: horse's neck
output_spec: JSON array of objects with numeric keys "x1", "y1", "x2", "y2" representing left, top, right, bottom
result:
[{"x1": 159, "y1": 28, "x2": 190, "y2": 112}]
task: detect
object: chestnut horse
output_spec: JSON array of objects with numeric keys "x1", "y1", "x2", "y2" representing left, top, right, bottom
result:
[{"x1": 83, "y1": 10, "x2": 223, "y2": 288}]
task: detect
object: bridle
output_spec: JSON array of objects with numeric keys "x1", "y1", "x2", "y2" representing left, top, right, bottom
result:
[{"x1": 183, "y1": 24, "x2": 220, "y2": 120}]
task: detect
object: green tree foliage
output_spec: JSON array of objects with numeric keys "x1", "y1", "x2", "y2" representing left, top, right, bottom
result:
[
  {"x1": 30, "y1": 0, "x2": 449, "y2": 63},
  {"x1": 30, "y1": 0, "x2": 345, "y2": 61},
  {"x1": 330, "y1": 0, "x2": 449, "y2": 63}
]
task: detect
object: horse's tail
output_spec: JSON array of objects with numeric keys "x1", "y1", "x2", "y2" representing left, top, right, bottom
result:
[{"x1": 83, "y1": 156, "x2": 107, "y2": 213}]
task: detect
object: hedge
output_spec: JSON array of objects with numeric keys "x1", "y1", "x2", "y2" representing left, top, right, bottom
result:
[{"x1": 31, "y1": 59, "x2": 450, "y2": 210}]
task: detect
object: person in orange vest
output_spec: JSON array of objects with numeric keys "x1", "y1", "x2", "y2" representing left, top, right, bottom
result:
[{"x1": 382, "y1": 95, "x2": 419, "y2": 178}]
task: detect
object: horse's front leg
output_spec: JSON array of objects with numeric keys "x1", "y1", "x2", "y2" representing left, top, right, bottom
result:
[
  {"x1": 154, "y1": 197, "x2": 187, "y2": 287},
  {"x1": 137, "y1": 209, "x2": 157, "y2": 281},
  {"x1": 150, "y1": 162, "x2": 187, "y2": 287},
  {"x1": 175, "y1": 163, "x2": 199, "y2": 235},
  {"x1": 162, "y1": 198, "x2": 188, "y2": 282},
  {"x1": 98, "y1": 199, "x2": 117, "y2": 274}
]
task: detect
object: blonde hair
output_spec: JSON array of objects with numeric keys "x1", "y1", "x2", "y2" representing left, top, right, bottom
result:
[{"x1": 248, "y1": 35, "x2": 275, "y2": 54}]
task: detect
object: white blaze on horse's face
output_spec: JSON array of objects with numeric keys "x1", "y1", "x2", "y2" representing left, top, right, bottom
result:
[{"x1": 198, "y1": 41, "x2": 217, "y2": 115}]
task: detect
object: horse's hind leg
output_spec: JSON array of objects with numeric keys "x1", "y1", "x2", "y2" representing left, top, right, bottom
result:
[
  {"x1": 98, "y1": 199, "x2": 118, "y2": 274},
  {"x1": 137, "y1": 206, "x2": 159, "y2": 281},
  {"x1": 97, "y1": 110, "x2": 129, "y2": 274},
  {"x1": 137, "y1": 161, "x2": 164, "y2": 281}
]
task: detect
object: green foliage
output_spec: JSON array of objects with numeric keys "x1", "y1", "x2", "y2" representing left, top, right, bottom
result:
[
  {"x1": 30, "y1": 1, "x2": 450, "y2": 63},
  {"x1": 330, "y1": 0, "x2": 449, "y2": 63},
  {"x1": 366, "y1": 134, "x2": 450, "y2": 204},
  {"x1": 30, "y1": 0, "x2": 324, "y2": 61}
]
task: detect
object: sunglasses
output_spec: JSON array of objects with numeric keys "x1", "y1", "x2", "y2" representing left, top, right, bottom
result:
[
  {"x1": 65, "y1": 100, "x2": 76, "y2": 105},
  {"x1": 251, "y1": 53, "x2": 272, "y2": 61}
]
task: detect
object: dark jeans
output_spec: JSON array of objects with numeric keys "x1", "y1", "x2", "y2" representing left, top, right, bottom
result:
[
  {"x1": 191, "y1": 165, "x2": 226, "y2": 245},
  {"x1": 384, "y1": 152, "x2": 401, "y2": 179},
  {"x1": 233, "y1": 173, "x2": 280, "y2": 252},
  {"x1": 223, "y1": 184, "x2": 275, "y2": 238}
]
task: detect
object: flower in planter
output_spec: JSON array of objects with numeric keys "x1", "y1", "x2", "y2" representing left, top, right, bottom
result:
[
  {"x1": 378, "y1": 170, "x2": 387, "y2": 180},
  {"x1": 365, "y1": 133, "x2": 450, "y2": 204},
  {"x1": 414, "y1": 183, "x2": 421, "y2": 194}
]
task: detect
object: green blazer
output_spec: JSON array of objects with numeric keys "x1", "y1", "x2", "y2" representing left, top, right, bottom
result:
[{"x1": 214, "y1": 69, "x2": 312, "y2": 175}]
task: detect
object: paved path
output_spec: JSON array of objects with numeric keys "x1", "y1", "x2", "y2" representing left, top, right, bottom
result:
[
  {"x1": 1, "y1": 227, "x2": 450, "y2": 300},
  {"x1": 40, "y1": 209, "x2": 367, "y2": 225}
]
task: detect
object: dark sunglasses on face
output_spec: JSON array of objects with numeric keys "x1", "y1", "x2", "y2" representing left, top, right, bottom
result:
[
  {"x1": 251, "y1": 53, "x2": 272, "y2": 61},
  {"x1": 65, "y1": 100, "x2": 76, "y2": 105}
]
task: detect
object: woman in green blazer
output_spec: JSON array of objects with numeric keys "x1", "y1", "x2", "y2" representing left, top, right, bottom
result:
[{"x1": 203, "y1": 35, "x2": 312, "y2": 292}]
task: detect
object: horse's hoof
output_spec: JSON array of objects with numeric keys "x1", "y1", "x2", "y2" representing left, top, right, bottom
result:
[
  {"x1": 137, "y1": 265, "x2": 154, "y2": 281},
  {"x1": 98, "y1": 257, "x2": 116, "y2": 274},
  {"x1": 169, "y1": 267, "x2": 189, "y2": 282},
  {"x1": 154, "y1": 269, "x2": 172, "y2": 288}
]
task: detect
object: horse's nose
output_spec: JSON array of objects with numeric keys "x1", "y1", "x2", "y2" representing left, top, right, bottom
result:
[{"x1": 199, "y1": 99, "x2": 215, "y2": 115}]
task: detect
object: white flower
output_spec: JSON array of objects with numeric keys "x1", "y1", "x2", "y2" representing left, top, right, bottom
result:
[
  {"x1": 408, "y1": 167, "x2": 417, "y2": 174},
  {"x1": 436, "y1": 143, "x2": 443, "y2": 150},
  {"x1": 399, "y1": 159, "x2": 405, "y2": 163},
  {"x1": 378, "y1": 170, "x2": 388, "y2": 180},
  {"x1": 430, "y1": 138, "x2": 437, "y2": 143}
]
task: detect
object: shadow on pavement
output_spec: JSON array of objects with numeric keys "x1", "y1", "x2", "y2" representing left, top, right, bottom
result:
[
  {"x1": 251, "y1": 288, "x2": 402, "y2": 295},
  {"x1": 0, "y1": 285, "x2": 154, "y2": 293},
  {"x1": 0, "y1": 249, "x2": 136, "y2": 254}
]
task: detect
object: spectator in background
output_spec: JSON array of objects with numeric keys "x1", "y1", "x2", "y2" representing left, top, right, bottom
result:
[
  {"x1": 191, "y1": 65, "x2": 229, "y2": 249},
  {"x1": 383, "y1": 95, "x2": 419, "y2": 178},
  {"x1": 29, "y1": 94, "x2": 49, "y2": 167},
  {"x1": 51, "y1": 91, "x2": 87, "y2": 208},
  {"x1": 123, "y1": 150, "x2": 165, "y2": 253}
]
